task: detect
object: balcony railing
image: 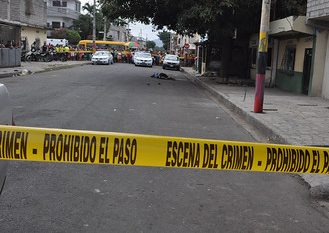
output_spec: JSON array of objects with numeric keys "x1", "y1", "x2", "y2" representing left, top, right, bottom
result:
[{"x1": 47, "y1": 6, "x2": 80, "y2": 20}]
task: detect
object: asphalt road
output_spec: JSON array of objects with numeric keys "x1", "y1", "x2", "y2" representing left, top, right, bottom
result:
[{"x1": 0, "y1": 63, "x2": 328, "y2": 233}]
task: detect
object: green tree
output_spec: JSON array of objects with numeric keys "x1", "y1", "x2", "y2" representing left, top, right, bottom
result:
[
  {"x1": 154, "y1": 46, "x2": 165, "y2": 52},
  {"x1": 146, "y1": 40, "x2": 156, "y2": 50},
  {"x1": 157, "y1": 31, "x2": 171, "y2": 51},
  {"x1": 73, "y1": 14, "x2": 93, "y2": 39},
  {"x1": 73, "y1": 4, "x2": 108, "y2": 40},
  {"x1": 100, "y1": 0, "x2": 255, "y2": 78},
  {"x1": 101, "y1": 0, "x2": 305, "y2": 34},
  {"x1": 51, "y1": 28, "x2": 81, "y2": 45},
  {"x1": 83, "y1": 2, "x2": 98, "y2": 16},
  {"x1": 272, "y1": 0, "x2": 306, "y2": 20},
  {"x1": 66, "y1": 29, "x2": 81, "y2": 44}
]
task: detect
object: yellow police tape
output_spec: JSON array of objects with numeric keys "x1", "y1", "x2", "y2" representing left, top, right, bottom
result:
[{"x1": 0, "y1": 125, "x2": 328, "y2": 175}]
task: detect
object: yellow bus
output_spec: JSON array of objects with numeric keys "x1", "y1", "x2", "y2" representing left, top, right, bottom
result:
[{"x1": 78, "y1": 40, "x2": 128, "y2": 50}]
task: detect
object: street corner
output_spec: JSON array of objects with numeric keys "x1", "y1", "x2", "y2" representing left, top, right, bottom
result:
[
  {"x1": 302, "y1": 174, "x2": 329, "y2": 199},
  {"x1": 311, "y1": 184, "x2": 329, "y2": 200}
]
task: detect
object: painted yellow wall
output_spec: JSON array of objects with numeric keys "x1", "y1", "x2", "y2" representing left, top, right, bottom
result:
[
  {"x1": 295, "y1": 37, "x2": 313, "y2": 72},
  {"x1": 21, "y1": 26, "x2": 47, "y2": 49},
  {"x1": 311, "y1": 30, "x2": 328, "y2": 97},
  {"x1": 321, "y1": 33, "x2": 329, "y2": 99},
  {"x1": 277, "y1": 37, "x2": 313, "y2": 72}
]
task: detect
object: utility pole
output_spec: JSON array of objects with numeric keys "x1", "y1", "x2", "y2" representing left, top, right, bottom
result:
[
  {"x1": 126, "y1": 25, "x2": 131, "y2": 42},
  {"x1": 103, "y1": 17, "x2": 107, "y2": 41},
  {"x1": 254, "y1": 0, "x2": 271, "y2": 113},
  {"x1": 7, "y1": 0, "x2": 11, "y2": 20},
  {"x1": 92, "y1": 0, "x2": 96, "y2": 50}
]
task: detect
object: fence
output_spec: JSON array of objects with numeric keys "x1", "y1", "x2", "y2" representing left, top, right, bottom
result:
[{"x1": 0, "y1": 48, "x2": 21, "y2": 68}]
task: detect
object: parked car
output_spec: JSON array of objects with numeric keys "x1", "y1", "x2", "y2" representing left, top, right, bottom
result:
[
  {"x1": 0, "y1": 83, "x2": 13, "y2": 195},
  {"x1": 91, "y1": 51, "x2": 113, "y2": 65},
  {"x1": 133, "y1": 52, "x2": 153, "y2": 67},
  {"x1": 163, "y1": 54, "x2": 181, "y2": 70}
]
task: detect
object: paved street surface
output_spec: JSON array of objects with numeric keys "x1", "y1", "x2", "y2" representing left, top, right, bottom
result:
[{"x1": 0, "y1": 64, "x2": 328, "y2": 232}]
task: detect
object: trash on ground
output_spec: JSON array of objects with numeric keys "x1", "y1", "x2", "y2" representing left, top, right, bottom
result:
[{"x1": 150, "y1": 72, "x2": 175, "y2": 81}]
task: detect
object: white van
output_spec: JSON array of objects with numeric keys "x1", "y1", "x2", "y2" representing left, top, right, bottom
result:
[{"x1": 46, "y1": 38, "x2": 68, "y2": 46}]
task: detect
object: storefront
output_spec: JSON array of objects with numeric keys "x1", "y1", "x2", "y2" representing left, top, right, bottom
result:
[
  {"x1": 0, "y1": 22, "x2": 21, "y2": 68},
  {"x1": 268, "y1": 16, "x2": 314, "y2": 95}
]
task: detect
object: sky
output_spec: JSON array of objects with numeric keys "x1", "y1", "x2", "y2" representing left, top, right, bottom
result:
[{"x1": 79, "y1": 0, "x2": 159, "y2": 40}]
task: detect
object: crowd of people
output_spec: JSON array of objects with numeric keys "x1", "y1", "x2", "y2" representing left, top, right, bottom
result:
[
  {"x1": 30, "y1": 42, "x2": 93, "y2": 61},
  {"x1": 0, "y1": 40, "x2": 20, "y2": 49}
]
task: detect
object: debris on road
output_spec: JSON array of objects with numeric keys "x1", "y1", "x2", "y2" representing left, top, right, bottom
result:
[{"x1": 150, "y1": 72, "x2": 175, "y2": 81}]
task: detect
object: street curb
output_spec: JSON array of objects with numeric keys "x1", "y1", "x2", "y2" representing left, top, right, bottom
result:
[
  {"x1": 32, "y1": 62, "x2": 90, "y2": 75},
  {"x1": 182, "y1": 68, "x2": 287, "y2": 144},
  {"x1": 182, "y1": 68, "x2": 329, "y2": 198},
  {"x1": 0, "y1": 72, "x2": 16, "y2": 79},
  {"x1": 0, "y1": 62, "x2": 90, "y2": 79}
]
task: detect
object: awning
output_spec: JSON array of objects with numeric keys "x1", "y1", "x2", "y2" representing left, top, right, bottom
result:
[{"x1": 269, "y1": 16, "x2": 314, "y2": 38}]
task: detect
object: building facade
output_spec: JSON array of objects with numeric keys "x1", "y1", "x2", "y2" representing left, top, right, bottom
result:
[
  {"x1": 107, "y1": 24, "x2": 127, "y2": 42},
  {"x1": 249, "y1": 16, "x2": 314, "y2": 94},
  {"x1": 0, "y1": 0, "x2": 47, "y2": 67},
  {"x1": 171, "y1": 34, "x2": 201, "y2": 55},
  {"x1": 307, "y1": 0, "x2": 329, "y2": 99},
  {"x1": 47, "y1": 0, "x2": 81, "y2": 29}
]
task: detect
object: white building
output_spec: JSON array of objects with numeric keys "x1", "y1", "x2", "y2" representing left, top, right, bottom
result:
[
  {"x1": 47, "y1": 0, "x2": 81, "y2": 29},
  {"x1": 170, "y1": 33, "x2": 201, "y2": 55},
  {"x1": 176, "y1": 34, "x2": 201, "y2": 51}
]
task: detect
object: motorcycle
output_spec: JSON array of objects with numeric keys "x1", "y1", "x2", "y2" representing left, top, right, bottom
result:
[
  {"x1": 21, "y1": 50, "x2": 27, "y2": 62},
  {"x1": 25, "y1": 49, "x2": 41, "y2": 62}
]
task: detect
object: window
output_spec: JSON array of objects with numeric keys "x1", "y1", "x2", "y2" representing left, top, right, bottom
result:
[
  {"x1": 250, "y1": 47, "x2": 272, "y2": 67},
  {"x1": 267, "y1": 48, "x2": 272, "y2": 67},
  {"x1": 76, "y1": 2, "x2": 81, "y2": 12},
  {"x1": 53, "y1": 1, "x2": 60, "y2": 7},
  {"x1": 281, "y1": 47, "x2": 296, "y2": 72},
  {"x1": 250, "y1": 47, "x2": 257, "y2": 66},
  {"x1": 52, "y1": 22, "x2": 61, "y2": 29},
  {"x1": 62, "y1": 2, "x2": 67, "y2": 7},
  {"x1": 62, "y1": 22, "x2": 65, "y2": 28},
  {"x1": 25, "y1": 0, "x2": 34, "y2": 15}
]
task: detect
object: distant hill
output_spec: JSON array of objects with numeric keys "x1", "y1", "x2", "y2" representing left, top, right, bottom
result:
[{"x1": 153, "y1": 39, "x2": 163, "y2": 47}]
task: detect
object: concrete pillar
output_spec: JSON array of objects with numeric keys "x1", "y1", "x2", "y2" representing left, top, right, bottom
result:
[
  {"x1": 322, "y1": 34, "x2": 329, "y2": 99},
  {"x1": 310, "y1": 29, "x2": 328, "y2": 97},
  {"x1": 201, "y1": 46, "x2": 207, "y2": 75},
  {"x1": 7, "y1": 0, "x2": 11, "y2": 20},
  {"x1": 270, "y1": 39, "x2": 279, "y2": 87},
  {"x1": 196, "y1": 45, "x2": 200, "y2": 72}
]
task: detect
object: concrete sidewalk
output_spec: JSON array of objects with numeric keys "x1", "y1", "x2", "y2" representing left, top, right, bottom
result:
[
  {"x1": 182, "y1": 67, "x2": 329, "y2": 198},
  {"x1": 0, "y1": 61, "x2": 90, "y2": 78}
]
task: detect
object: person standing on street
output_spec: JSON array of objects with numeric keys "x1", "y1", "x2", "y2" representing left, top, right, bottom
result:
[
  {"x1": 113, "y1": 50, "x2": 118, "y2": 63},
  {"x1": 31, "y1": 41, "x2": 36, "y2": 52},
  {"x1": 42, "y1": 42, "x2": 48, "y2": 54}
]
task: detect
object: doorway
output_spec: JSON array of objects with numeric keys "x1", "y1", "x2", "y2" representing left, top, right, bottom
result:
[{"x1": 302, "y1": 48, "x2": 312, "y2": 95}]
